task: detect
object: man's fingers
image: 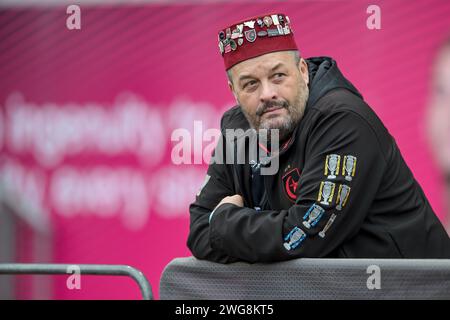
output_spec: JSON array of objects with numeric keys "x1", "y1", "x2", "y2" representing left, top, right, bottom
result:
[
  {"x1": 217, "y1": 194, "x2": 244, "y2": 207},
  {"x1": 229, "y1": 194, "x2": 244, "y2": 207}
]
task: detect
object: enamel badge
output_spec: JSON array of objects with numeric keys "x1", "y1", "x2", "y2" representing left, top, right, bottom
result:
[
  {"x1": 283, "y1": 25, "x2": 291, "y2": 34},
  {"x1": 263, "y1": 16, "x2": 273, "y2": 27},
  {"x1": 257, "y1": 30, "x2": 268, "y2": 37},
  {"x1": 243, "y1": 20, "x2": 256, "y2": 28},
  {"x1": 267, "y1": 28, "x2": 280, "y2": 37},
  {"x1": 244, "y1": 29, "x2": 256, "y2": 42},
  {"x1": 271, "y1": 14, "x2": 280, "y2": 25},
  {"x1": 318, "y1": 213, "x2": 337, "y2": 238}
]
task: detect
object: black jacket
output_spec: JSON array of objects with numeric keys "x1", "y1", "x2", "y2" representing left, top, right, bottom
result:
[{"x1": 187, "y1": 56, "x2": 450, "y2": 263}]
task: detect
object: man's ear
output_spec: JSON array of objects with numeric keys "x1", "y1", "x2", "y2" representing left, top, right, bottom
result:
[
  {"x1": 299, "y1": 58, "x2": 309, "y2": 85},
  {"x1": 228, "y1": 80, "x2": 238, "y2": 103},
  {"x1": 228, "y1": 80, "x2": 234, "y2": 93}
]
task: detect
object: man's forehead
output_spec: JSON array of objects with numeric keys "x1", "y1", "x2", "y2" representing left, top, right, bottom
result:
[{"x1": 230, "y1": 51, "x2": 296, "y2": 78}]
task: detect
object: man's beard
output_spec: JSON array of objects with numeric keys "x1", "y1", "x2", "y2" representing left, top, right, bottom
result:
[{"x1": 241, "y1": 78, "x2": 309, "y2": 143}]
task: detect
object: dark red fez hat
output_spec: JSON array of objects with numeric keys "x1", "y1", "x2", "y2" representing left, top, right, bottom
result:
[{"x1": 218, "y1": 13, "x2": 298, "y2": 70}]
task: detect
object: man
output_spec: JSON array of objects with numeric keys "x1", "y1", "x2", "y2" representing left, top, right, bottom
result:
[
  {"x1": 427, "y1": 37, "x2": 450, "y2": 233},
  {"x1": 188, "y1": 13, "x2": 450, "y2": 263}
]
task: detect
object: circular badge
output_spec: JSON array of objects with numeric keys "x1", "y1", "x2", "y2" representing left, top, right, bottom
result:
[
  {"x1": 263, "y1": 16, "x2": 273, "y2": 27},
  {"x1": 230, "y1": 39, "x2": 237, "y2": 51}
]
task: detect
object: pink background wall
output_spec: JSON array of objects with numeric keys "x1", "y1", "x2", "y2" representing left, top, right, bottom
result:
[{"x1": 0, "y1": 0, "x2": 449, "y2": 299}]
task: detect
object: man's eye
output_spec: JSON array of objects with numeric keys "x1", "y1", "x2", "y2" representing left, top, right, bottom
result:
[
  {"x1": 244, "y1": 81, "x2": 257, "y2": 89},
  {"x1": 274, "y1": 73, "x2": 285, "y2": 79}
]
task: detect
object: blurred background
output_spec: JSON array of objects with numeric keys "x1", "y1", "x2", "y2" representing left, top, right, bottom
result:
[{"x1": 0, "y1": 0, "x2": 449, "y2": 299}]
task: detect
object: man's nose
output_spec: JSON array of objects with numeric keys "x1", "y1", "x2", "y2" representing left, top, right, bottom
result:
[{"x1": 259, "y1": 81, "x2": 277, "y2": 102}]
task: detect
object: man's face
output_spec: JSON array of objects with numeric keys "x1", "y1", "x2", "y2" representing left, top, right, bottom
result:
[
  {"x1": 427, "y1": 45, "x2": 450, "y2": 174},
  {"x1": 228, "y1": 51, "x2": 310, "y2": 142}
]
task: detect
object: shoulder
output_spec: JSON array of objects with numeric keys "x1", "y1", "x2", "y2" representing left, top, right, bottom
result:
[
  {"x1": 304, "y1": 89, "x2": 393, "y2": 161},
  {"x1": 311, "y1": 89, "x2": 391, "y2": 143}
]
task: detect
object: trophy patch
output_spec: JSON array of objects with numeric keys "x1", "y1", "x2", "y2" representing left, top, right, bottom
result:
[
  {"x1": 324, "y1": 154, "x2": 341, "y2": 179},
  {"x1": 336, "y1": 184, "x2": 351, "y2": 211},
  {"x1": 317, "y1": 181, "x2": 336, "y2": 206},
  {"x1": 302, "y1": 203, "x2": 325, "y2": 229},
  {"x1": 343, "y1": 155, "x2": 357, "y2": 181},
  {"x1": 283, "y1": 226, "x2": 306, "y2": 250}
]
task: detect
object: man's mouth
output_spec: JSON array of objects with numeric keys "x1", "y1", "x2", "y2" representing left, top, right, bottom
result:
[
  {"x1": 256, "y1": 100, "x2": 289, "y2": 117},
  {"x1": 262, "y1": 106, "x2": 284, "y2": 115}
]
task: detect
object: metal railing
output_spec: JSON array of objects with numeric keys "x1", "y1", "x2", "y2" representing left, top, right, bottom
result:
[{"x1": 0, "y1": 263, "x2": 153, "y2": 300}]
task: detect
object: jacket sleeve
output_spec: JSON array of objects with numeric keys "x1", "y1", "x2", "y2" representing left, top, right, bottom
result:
[
  {"x1": 209, "y1": 110, "x2": 388, "y2": 263},
  {"x1": 187, "y1": 132, "x2": 241, "y2": 263}
]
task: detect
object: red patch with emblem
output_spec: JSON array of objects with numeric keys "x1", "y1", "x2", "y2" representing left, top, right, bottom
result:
[{"x1": 282, "y1": 168, "x2": 300, "y2": 202}]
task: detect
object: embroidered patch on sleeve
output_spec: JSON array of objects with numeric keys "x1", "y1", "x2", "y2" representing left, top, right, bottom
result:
[
  {"x1": 336, "y1": 184, "x2": 351, "y2": 211},
  {"x1": 343, "y1": 155, "x2": 357, "y2": 181},
  {"x1": 302, "y1": 203, "x2": 325, "y2": 229},
  {"x1": 317, "y1": 181, "x2": 336, "y2": 206},
  {"x1": 324, "y1": 154, "x2": 341, "y2": 179}
]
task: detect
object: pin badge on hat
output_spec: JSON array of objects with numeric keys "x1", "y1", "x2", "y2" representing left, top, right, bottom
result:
[
  {"x1": 231, "y1": 29, "x2": 240, "y2": 39},
  {"x1": 267, "y1": 28, "x2": 280, "y2": 37},
  {"x1": 244, "y1": 29, "x2": 257, "y2": 42},
  {"x1": 237, "y1": 38, "x2": 244, "y2": 46},
  {"x1": 271, "y1": 14, "x2": 280, "y2": 25},
  {"x1": 243, "y1": 20, "x2": 255, "y2": 28},
  {"x1": 226, "y1": 28, "x2": 231, "y2": 39},
  {"x1": 218, "y1": 41, "x2": 224, "y2": 54},
  {"x1": 218, "y1": 31, "x2": 225, "y2": 41},
  {"x1": 230, "y1": 39, "x2": 237, "y2": 51},
  {"x1": 283, "y1": 25, "x2": 291, "y2": 35},
  {"x1": 263, "y1": 16, "x2": 273, "y2": 27},
  {"x1": 277, "y1": 25, "x2": 285, "y2": 35},
  {"x1": 257, "y1": 30, "x2": 268, "y2": 37},
  {"x1": 257, "y1": 18, "x2": 264, "y2": 27}
]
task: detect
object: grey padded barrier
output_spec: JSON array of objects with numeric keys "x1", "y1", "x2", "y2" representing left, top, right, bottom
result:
[{"x1": 159, "y1": 257, "x2": 450, "y2": 299}]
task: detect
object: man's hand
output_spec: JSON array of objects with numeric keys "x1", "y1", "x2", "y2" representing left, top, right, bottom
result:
[
  {"x1": 215, "y1": 194, "x2": 244, "y2": 210},
  {"x1": 209, "y1": 195, "x2": 244, "y2": 224}
]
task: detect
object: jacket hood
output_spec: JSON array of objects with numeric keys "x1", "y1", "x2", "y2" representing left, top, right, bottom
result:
[{"x1": 305, "y1": 56, "x2": 362, "y2": 109}]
